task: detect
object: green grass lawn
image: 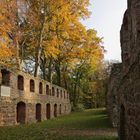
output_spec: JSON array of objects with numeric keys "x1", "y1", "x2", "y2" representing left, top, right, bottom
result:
[{"x1": 0, "y1": 108, "x2": 118, "y2": 140}]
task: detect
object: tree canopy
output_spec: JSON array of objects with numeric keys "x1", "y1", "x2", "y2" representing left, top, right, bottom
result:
[{"x1": 0, "y1": 0, "x2": 106, "y2": 109}]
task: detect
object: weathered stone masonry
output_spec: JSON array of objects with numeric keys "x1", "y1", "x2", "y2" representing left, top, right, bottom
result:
[
  {"x1": 107, "y1": 63, "x2": 122, "y2": 128},
  {"x1": 107, "y1": 0, "x2": 140, "y2": 140},
  {"x1": 0, "y1": 69, "x2": 71, "y2": 126}
]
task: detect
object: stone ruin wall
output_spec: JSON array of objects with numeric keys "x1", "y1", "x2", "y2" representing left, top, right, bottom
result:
[
  {"x1": 107, "y1": 63, "x2": 122, "y2": 128},
  {"x1": 118, "y1": 0, "x2": 140, "y2": 139},
  {"x1": 0, "y1": 70, "x2": 71, "y2": 126},
  {"x1": 107, "y1": 0, "x2": 140, "y2": 139}
]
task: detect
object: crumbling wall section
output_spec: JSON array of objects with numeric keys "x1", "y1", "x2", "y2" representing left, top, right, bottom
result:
[
  {"x1": 108, "y1": 0, "x2": 140, "y2": 139},
  {"x1": 107, "y1": 63, "x2": 122, "y2": 127},
  {"x1": 118, "y1": 0, "x2": 140, "y2": 139}
]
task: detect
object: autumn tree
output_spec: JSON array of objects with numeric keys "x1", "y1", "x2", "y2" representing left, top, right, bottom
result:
[
  {"x1": 0, "y1": 0, "x2": 16, "y2": 67},
  {"x1": 25, "y1": 0, "x2": 90, "y2": 80},
  {"x1": 59, "y1": 29, "x2": 104, "y2": 109},
  {"x1": 0, "y1": 0, "x2": 32, "y2": 69},
  {"x1": 0, "y1": 0, "x2": 106, "y2": 110},
  {"x1": 82, "y1": 62, "x2": 110, "y2": 109}
]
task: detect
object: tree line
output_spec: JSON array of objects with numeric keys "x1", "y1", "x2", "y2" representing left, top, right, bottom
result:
[{"x1": 0, "y1": 0, "x2": 109, "y2": 110}]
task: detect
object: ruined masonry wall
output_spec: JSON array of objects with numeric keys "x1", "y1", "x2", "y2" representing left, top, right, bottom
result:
[
  {"x1": 107, "y1": 0, "x2": 140, "y2": 139},
  {"x1": 107, "y1": 63, "x2": 122, "y2": 127},
  {"x1": 118, "y1": 0, "x2": 140, "y2": 139},
  {"x1": 0, "y1": 70, "x2": 71, "y2": 126}
]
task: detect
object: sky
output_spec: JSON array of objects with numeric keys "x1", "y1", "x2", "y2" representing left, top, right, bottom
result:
[{"x1": 82, "y1": 0, "x2": 127, "y2": 61}]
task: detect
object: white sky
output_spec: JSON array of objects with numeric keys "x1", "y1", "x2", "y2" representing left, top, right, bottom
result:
[{"x1": 82, "y1": 0, "x2": 127, "y2": 61}]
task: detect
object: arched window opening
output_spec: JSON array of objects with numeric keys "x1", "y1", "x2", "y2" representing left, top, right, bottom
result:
[
  {"x1": 46, "y1": 103, "x2": 51, "y2": 119},
  {"x1": 59, "y1": 104, "x2": 61, "y2": 115},
  {"x1": 57, "y1": 89, "x2": 59, "y2": 97},
  {"x1": 39, "y1": 82, "x2": 43, "y2": 94},
  {"x1": 64, "y1": 91, "x2": 65, "y2": 99},
  {"x1": 46, "y1": 85, "x2": 49, "y2": 95},
  {"x1": 18, "y1": 75, "x2": 24, "y2": 90},
  {"x1": 60, "y1": 90, "x2": 62, "y2": 98},
  {"x1": 36, "y1": 103, "x2": 41, "y2": 122},
  {"x1": 17, "y1": 101, "x2": 26, "y2": 124},
  {"x1": 30, "y1": 79, "x2": 35, "y2": 92},
  {"x1": 120, "y1": 105, "x2": 126, "y2": 140},
  {"x1": 1, "y1": 69, "x2": 10, "y2": 86},
  {"x1": 52, "y1": 87, "x2": 55, "y2": 96},
  {"x1": 54, "y1": 104, "x2": 57, "y2": 117}
]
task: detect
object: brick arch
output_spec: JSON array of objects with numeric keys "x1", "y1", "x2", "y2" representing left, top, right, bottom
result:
[
  {"x1": 16, "y1": 101, "x2": 26, "y2": 124},
  {"x1": 36, "y1": 103, "x2": 41, "y2": 122},
  {"x1": 120, "y1": 104, "x2": 126, "y2": 140}
]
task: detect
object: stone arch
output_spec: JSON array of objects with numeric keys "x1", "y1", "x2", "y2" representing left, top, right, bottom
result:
[
  {"x1": 57, "y1": 88, "x2": 59, "y2": 97},
  {"x1": 120, "y1": 104, "x2": 126, "y2": 140},
  {"x1": 59, "y1": 104, "x2": 61, "y2": 115},
  {"x1": 39, "y1": 82, "x2": 43, "y2": 94},
  {"x1": 54, "y1": 104, "x2": 57, "y2": 117},
  {"x1": 30, "y1": 79, "x2": 35, "y2": 92},
  {"x1": 46, "y1": 103, "x2": 51, "y2": 119},
  {"x1": 64, "y1": 91, "x2": 65, "y2": 99},
  {"x1": 17, "y1": 75, "x2": 24, "y2": 90},
  {"x1": 46, "y1": 85, "x2": 49, "y2": 95},
  {"x1": 52, "y1": 87, "x2": 55, "y2": 96},
  {"x1": 16, "y1": 101, "x2": 26, "y2": 124},
  {"x1": 60, "y1": 90, "x2": 62, "y2": 98},
  {"x1": 36, "y1": 103, "x2": 41, "y2": 122}
]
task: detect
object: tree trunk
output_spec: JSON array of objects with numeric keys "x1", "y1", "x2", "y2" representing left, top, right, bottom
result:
[
  {"x1": 63, "y1": 74, "x2": 68, "y2": 89},
  {"x1": 47, "y1": 58, "x2": 53, "y2": 82},
  {"x1": 73, "y1": 72, "x2": 79, "y2": 107},
  {"x1": 73, "y1": 82, "x2": 77, "y2": 107},
  {"x1": 40, "y1": 57, "x2": 47, "y2": 80},
  {"x1": 16, "y1": 38, "x2": 22, "y2": 70},
  {"x1": 62, "y1": 66, "x2": 68, "y2": 89},
  {"x1": 34, "y1": 13, "x2": 45, "y2": 77},
  {"x1": 55, "y1": 61, "x2": 61, "y2": 86}
]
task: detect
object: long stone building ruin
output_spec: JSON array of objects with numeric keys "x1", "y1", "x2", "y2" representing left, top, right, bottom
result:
[
  {"x1": 107, "y1": 0, "x2": 140, "y2": 140},
  {"x1": 0, "y1": 69, "x2": 71, "y2": 126}
]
